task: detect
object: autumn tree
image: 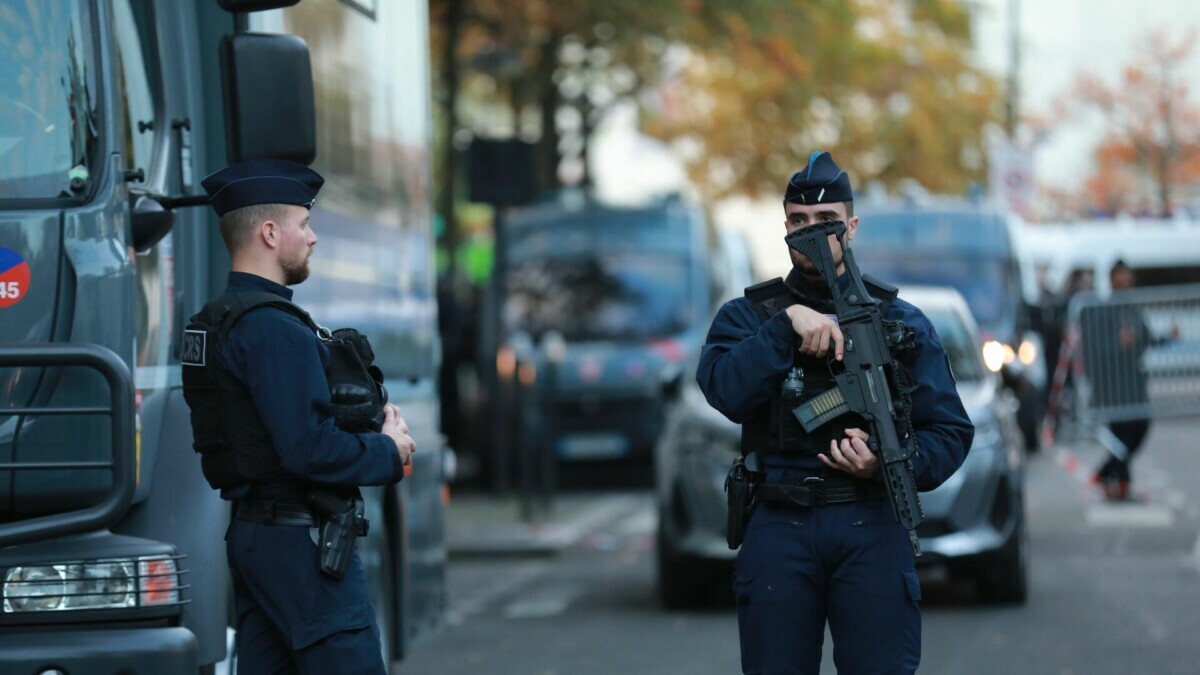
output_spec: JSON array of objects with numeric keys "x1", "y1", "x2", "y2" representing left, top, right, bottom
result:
[
  {"x1": 428, "y1": 0, "x2": 1001, "y2": 253},
  {"x1": 428, "y1": 0, "x2": 778, "y2": 277},
  {"x1": 641, "y1": 0, "x2": 1001, "y2": 199},
  {"x1": 1074, "y1": 29, "x2": 1200, "y2": 217},
  {"x1": 430, "y1": 0, "x2": 681, "y2": 276}
]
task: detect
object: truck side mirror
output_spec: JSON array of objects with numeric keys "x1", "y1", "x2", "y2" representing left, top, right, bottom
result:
[
  {"x1": 130, "y1": 195, "x2": 176, "y2": 253},
  {"x1": 217, "y1": 0, "x2": 301, "y2": 10},
  {"x1": 220, "y1": 33, "x2": 316, "y2": 164}
]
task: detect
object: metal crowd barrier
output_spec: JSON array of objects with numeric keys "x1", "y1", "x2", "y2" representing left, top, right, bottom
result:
[{"x1": 1044, "y1": 284, "x2": 1200, "y2": 446}]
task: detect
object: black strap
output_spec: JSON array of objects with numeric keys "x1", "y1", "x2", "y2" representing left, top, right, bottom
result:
[
  {"x1": 757, "y1": 477, "x2": 886, "y2": 507},
  {"x1": 745, "y1": 277, "x2": 794, "y2": 322},
  {"x1": 862, "y1": 274, "x2": 899, "y2": 315},
  {"x1": 234, "y1": 500, "x2": 319, "y2": 527},
  {"x1": 746, "y1": 274, "x2": 899, "y2": 322},
  {"x1": 212, "y1": 291, "x2": 321, "y2": 343}
]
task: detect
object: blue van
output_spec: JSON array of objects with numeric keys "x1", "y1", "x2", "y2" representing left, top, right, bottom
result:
[
  {"x1": 851, "y1": 203, "x2": 1047, "y2": 449},
  {"x1": 485, "y1": 196, "x2": 715, "y2": 474}
]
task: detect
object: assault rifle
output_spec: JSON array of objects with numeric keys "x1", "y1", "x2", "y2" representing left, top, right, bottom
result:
[{"x1": 784, "y1": 221, "x2": 925, "y2": 556}]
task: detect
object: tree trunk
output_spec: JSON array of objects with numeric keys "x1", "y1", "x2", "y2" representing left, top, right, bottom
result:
[
  {"x1": 536, "y1": 31, "x2": 562, "y2": 194},
  {"x1": 436, "y1": 0, "x2": 464, "y2": 278}
]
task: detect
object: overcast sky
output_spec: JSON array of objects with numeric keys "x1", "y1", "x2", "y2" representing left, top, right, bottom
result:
[{"x1": 973, "y1": 0, "x2": 1200, "y2": 188}]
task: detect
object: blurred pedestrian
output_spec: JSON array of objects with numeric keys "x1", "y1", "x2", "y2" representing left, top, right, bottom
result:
[
  {"x1": 697, "y1": 151, "x2": 973, "y2": 674},
  {"x1": 1081, "y1": 260, "x2": 1172, "y2": 501}
]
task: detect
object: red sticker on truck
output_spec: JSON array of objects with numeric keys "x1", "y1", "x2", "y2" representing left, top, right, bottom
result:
[{"x1": 0, "y1": 247, "x2": 31, "y2": 308}]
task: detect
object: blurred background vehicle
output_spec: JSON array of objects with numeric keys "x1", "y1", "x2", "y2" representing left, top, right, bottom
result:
[
  {"x1": 651, "y1": 228, "x2": 755, "y2": 608},
  {"x1": 852, "y1": 203, "x2": 1047, "y2": 451},
  {"x1": 475, "y1": 195, "x2": 719, "y2": 488},
  {"x1": 654, "y1": 284, "x2": 1028, "y2": 608}
]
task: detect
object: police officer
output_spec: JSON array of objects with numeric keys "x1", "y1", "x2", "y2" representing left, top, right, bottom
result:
[
  {"x1": 186, "y1": 159, "x2": 415, "y2": 674},
  {"x1": 698, "y1": 151, "x2": 973, "y2": 674}
]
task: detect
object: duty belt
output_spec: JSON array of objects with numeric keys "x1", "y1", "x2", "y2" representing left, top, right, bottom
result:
[
  {"x1": 757, "y1": 476, "x2": 886, "y2": 507},
  {"x1": 234, "y1": 499, "x2": 319, "y2": 527}
]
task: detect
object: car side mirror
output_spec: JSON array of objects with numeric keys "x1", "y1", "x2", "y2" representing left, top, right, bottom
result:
[{"x1": 998, "y1": 362, "x2": 1021, "y2": 391}]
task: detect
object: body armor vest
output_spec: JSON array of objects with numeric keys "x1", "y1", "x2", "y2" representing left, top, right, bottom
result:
[
  {"x1": 181, "y1": 291, "x2": 385, "y2": 492},
  {"x1": 739, "y1": 275, "x2": 899, "y2": 456}
]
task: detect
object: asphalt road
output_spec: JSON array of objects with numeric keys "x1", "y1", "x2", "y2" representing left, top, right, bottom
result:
[{"x1": 402, "y1": 417, "x2": 1200, "y2": 674}]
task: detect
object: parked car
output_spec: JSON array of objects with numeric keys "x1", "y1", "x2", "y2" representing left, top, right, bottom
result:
[{"x1": 654, "y1": 285, "x2": 1029, "y2": 608}]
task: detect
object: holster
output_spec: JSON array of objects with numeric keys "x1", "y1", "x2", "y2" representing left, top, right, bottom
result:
[
  {"x1": 724, "y1": 453, "x2": 760, "y2": 550},
  {"x1": 307, "y1": 488, "x2": 370, "y2": 579}
]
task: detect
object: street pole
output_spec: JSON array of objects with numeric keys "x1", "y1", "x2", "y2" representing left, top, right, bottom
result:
[{"x1": 1006, "y1": 0, "x2": 1021, "y2": 139}]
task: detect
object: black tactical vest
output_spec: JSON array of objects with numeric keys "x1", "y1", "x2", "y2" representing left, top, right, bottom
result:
[
  {"x1": 739, "y1": 274, "x2": 899, "y2": 456},
  {"x1": 181, "y1": 291, "x2": 385, "y2": 491}
]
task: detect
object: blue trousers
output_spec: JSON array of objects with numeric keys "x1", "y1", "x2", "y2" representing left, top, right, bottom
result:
[
  {"x1": 226, "y1": 520, "x2": 386, "y2": 675},
  {"x1": 734, "y1": 498, "x2": 922, "y2": 675}
]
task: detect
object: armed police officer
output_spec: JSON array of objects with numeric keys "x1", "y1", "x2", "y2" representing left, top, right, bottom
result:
[
  {"x1": 698, "y1": 151, "x2": 973, "y2": 675},
  {"x1": 182, "y1": 159, "x2": 415, "y2": 674}
]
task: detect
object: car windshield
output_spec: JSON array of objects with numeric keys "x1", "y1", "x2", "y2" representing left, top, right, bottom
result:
[
  {"x1": 0, "y1": 0, "x2": 100, "y2": 200},
  {"x1": 923, "y1": 307, "x2": 984, "y2": 383},
  {"x1": 504, "y1": 252, "x2": 692, "y2": 341},
  {"x1": 852, "y1": 253, "x2": 1014, "y2": 334}
]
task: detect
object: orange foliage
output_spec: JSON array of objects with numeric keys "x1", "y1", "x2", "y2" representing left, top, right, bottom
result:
[{"x1": 1073, "y1": 28, "x2": 1200, "y2": 217}]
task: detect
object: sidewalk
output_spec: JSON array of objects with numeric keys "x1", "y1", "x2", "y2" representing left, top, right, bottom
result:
[{"x1": 445, "y1": 490, "x2": 647, "y2": 558}]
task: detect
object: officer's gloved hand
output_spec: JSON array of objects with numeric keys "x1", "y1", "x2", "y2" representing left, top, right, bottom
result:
[
  {"x1": 368, "y1": 365, "x2": 387, "y2": 432},
  {"x1": 330, "y1": 382, "x2": 379, "y2": 432}
]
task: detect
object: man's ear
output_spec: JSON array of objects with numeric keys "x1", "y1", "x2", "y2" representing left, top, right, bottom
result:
[
  {"x1": 845, "y1": 216, "x2": 859, "y2": 242},
  {"x1": 258, "y1": 219, "x2": 280, "y2": 249}
]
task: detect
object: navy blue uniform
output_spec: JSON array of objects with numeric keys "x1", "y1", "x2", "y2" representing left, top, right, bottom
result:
[
  {"x1": 220, "y1": 272, "x2": 403, "y2": 674},
  {"x1": 699, "y1": 279, "x2": 973, "y2": 675}
]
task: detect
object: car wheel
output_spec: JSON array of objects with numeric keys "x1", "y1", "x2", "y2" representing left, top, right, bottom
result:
[
  {"x1": 656, "y1": 525, "x2": 730, "y2": 610},
  {"x1": 976, "y1": 518, "x2": 1030, "y2": 605}
]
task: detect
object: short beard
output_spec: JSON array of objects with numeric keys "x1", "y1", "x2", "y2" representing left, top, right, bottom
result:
[{"x1": 282, "y1": 257, "x2": 311, "y2": 286}]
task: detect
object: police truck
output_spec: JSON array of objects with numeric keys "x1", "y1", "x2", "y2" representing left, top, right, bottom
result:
[{"x1": 0, "y1": 0, "x2": 447, "y2": 672}]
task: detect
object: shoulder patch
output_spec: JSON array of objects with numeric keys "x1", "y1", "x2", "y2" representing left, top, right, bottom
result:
[
  {"x1": 181, "y1": 329, "x2": 207, "y2": 367},
  {"x1": 744, "y1": 277, "x2": 793, "y2": 322}
]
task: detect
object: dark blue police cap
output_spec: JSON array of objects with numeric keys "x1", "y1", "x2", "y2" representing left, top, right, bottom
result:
[
  {"x1": 201, "y1": 159, "x2": 324, "y2": 217},
  {"x1": 784, "y1": 151, "x2": 853, "y2": 206}
]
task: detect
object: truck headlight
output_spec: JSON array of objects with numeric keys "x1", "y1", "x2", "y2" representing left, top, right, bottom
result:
[{"x1": 3, "y1": 556, "x2": 181, "y2": 613}]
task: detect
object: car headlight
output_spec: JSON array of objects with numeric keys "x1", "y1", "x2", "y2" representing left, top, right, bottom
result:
[
  {"x1": 981, "y1": 340, "x2": 1014, "y2": 373},
  {"x1": 3, "y1": 555, "x2": 182, "y2": 613},
  {"x1": 1017, "y1": 339, "x2": 1037, "y2": 366}
]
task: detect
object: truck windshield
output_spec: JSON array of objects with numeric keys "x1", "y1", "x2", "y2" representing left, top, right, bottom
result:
[
  {"x1": 505, "y1": 253, "x2": 692, "y2": 342},
  {"x1": 853, "y1": 253, "x2": 1015, "y2": 336},
  {"x1": 0, "y1": 0, "x2": 99, "y2": 200}
]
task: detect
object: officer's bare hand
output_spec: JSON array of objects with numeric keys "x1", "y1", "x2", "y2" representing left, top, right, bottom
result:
[
  {"x1": 819, "y1": 428, "x2": 877, "y2": 479},
  {"x1": 785, "y1": 304, "x2": 844, "y2": 361},
  {"x1": 382, "y1": 404, "x2": 416, "y2": 465}
]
